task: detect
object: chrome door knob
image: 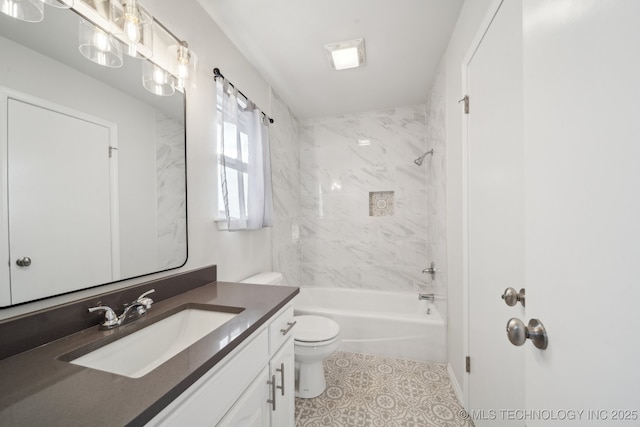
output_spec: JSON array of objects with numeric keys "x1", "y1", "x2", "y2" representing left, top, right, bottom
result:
[
  {"x1": 16, "y1": 257, "x2": 32, "y2": 267},
  {"x1": 506, "y1": 318, "x2": 548, "y2": 349},
  {"x1": 501, "y1": 287, "x2": 525, "y2": 307}
]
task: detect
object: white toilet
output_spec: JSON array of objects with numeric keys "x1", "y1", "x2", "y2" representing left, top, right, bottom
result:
[{"x1": 240, "y1": 272, "x2": 341, "y2": 398}]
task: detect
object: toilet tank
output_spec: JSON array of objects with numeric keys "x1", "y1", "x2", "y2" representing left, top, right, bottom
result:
[{"x1": 240, "y1": 272, "x2": 283, "y2": 285}]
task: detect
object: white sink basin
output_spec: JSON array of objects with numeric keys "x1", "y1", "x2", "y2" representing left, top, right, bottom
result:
[{"x1": 70, "y1": 308, "x2": 239, "y2": 378}]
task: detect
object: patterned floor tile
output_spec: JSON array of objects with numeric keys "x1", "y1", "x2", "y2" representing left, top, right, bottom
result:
[{"x1": 295, "y1": 351, "x2": 473, "y2": 427}]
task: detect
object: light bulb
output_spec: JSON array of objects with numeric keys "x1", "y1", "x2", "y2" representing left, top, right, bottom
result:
[
  {"x1": 122, "y1": 1, "x2": 142, "y2": 43},
  {"x1": 153, "y1": 68, "x2": 165, "y2": 85},
  {"x1": 93, "y1": 31, "x2": 109, "y2": 52},
  {"x1": 124, "y1": 19, "x2": 140, "y2": 43}
]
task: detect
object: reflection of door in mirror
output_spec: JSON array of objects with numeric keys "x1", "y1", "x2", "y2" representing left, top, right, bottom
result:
[
  {"x1": 0, "y1": 5, "x2": 187, "y2": 307},
  {"x1": 3, "y1": 90, "x2": 120, "y2": 305}
]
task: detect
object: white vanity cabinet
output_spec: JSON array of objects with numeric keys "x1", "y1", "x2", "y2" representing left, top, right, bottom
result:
[
  {"x1": 148, "y1": 303, "x2": 296, "y2": 427},
  {"x1": 265, "y1": 306, "x2": 296, "y2": 427}
]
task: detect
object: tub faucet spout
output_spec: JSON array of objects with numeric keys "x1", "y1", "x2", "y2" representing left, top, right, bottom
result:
[{"x1": 418, "y1": 293, "x2": 435, "y2": 302}]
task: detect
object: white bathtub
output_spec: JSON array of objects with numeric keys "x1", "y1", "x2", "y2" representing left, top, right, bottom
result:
[{"x1": 293, "y1": 287, "x2": 446, "y2": 362}]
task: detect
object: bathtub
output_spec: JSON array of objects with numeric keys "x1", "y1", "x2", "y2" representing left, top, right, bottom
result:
[{"x1": 293, "y1": 287, "x2": 446, "y2": 362}]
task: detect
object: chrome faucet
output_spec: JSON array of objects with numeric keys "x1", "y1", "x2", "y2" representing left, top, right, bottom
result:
[
  {"x1": 418, "y1": 293, "x2": 435, "y2": 302},
  {"x1": 88, "y1": 289, "x2": 155, "y2": 329}
]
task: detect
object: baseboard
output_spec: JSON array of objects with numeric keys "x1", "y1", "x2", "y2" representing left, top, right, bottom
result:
[{"x1": 447, "y1": 363, "x2": 464, "y2": 405}]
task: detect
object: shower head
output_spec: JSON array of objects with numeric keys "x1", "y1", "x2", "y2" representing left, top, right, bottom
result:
[{"x1": 413, "y1": 149, "x2": 434, "y2": 166}]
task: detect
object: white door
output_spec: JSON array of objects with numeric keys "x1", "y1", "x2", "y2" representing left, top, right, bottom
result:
[
  {"x1": 523, "y1": 1, "x2": 640, "y2": 425},
  {"x1": 466, "y1": 0, "x2": 524, "y2": 425},
  {"x1": 7, "y1": 95, "x2": 117, "y2": 303}
]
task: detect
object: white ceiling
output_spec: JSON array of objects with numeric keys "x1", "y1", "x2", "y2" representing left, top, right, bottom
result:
[{"x1": 197, "y1": 0, "x2": 464, "y2": 119}]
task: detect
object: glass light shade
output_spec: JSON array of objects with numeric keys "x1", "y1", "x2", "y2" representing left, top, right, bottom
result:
[
  {"x1": 167, "y1": 41, "x2": 198, "y2": 91},
  {"x1": 1, "y1": 0, "x2": 44, "y2": 22},
  {"x1": 78, "y1": 18, "x2": 123, "y2": 68},
  {"x1": 39, "y1": 0, "x2": 73, "y2": 8},
  {"x1": 110, "y1": 0, "x2": 153, "y2": 58},
  {"x1": 142, "y1": 60, "x2": 175, "y2": 96}
]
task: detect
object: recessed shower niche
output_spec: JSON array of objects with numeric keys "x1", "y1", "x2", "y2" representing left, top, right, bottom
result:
[{"x1": 369, "y1": 191, "x2": 395, "y2": 217}]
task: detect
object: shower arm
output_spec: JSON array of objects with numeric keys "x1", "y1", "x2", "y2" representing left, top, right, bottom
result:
[{"x1": 414, "y1": 149, "x2": 434, "y2": 166}]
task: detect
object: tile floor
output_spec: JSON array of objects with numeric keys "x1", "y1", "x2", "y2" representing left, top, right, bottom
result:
[{"x1": 295, "y1": 351, "x2": 474, "y2": 427}]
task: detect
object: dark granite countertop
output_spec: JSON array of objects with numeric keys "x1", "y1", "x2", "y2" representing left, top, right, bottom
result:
[{"x1": 0, "y1": 280, "x2": 299, "y2": 426}]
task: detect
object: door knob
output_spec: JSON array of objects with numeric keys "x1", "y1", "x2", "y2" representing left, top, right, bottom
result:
[
  {"x1": 501, "y1": 287, "x2": 525, "y2": 307},
  {"x1": 506, "y1": 318, "x2": 548, "y2": 349},
  {"x1": 16, "y1": 257, "x2": 32, "y2": 267}
]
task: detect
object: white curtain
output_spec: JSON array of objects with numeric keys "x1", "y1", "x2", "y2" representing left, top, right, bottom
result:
[{"x1": 218, "y1": 79, "x2": 273, "y2": 230}]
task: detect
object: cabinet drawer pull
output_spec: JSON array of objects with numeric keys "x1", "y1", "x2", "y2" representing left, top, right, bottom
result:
[
  {"x1": 280, "y1": 321, "x2": 296, "y2": 336},
  {"x1": 276, "y1": 362, "x2": 285, "y2": 396},
  {"x1": 267, "y1": 374, "x2": 276, "y2": 411}
]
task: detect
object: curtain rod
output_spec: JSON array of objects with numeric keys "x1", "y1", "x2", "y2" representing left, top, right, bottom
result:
[{"x1": 213, "y1": 68, "x2": 274, "y2": 124}]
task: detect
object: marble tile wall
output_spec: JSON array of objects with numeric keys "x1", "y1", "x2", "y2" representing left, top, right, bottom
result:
[
  {"x1": 299, "y1": 105, "x2": 431, "y2": 292},
  {"x1": 270, "y1": 89, "x2": 302, "y2": 286},
  {"x1": 156, "y1": 111, "x2": 187, "y2": 269}
]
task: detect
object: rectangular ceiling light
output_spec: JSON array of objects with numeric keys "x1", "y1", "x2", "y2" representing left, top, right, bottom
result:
[{"x1": 325, "y1": 38, "x2": 366, "y2": 70}]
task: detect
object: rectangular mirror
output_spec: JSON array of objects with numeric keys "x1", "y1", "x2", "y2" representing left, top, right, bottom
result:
[{"x1": 0, "y1": 5, "x2": 187, "y2": 306}]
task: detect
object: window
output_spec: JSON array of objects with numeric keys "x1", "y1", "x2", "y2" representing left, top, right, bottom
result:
[{"x1": 216, "y1": 78, "x2": 273, "y2": 230}]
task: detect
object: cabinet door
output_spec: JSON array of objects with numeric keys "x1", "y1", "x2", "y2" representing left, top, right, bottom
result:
[
  {"x1": 269, "y1": 338, "x2": 295, "y2": 427},
  {"x1": 218, "y1": 366, "x2": 270, "y2": 427}
]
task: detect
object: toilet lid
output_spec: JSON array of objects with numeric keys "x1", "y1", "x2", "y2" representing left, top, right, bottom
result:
[{"x1": 294, "y1": 315, "x2": 340, "y2": 343}]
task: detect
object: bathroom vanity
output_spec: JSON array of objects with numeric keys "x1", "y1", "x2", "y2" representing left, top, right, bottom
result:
[{"x1": 0, "y1": 266, "x2": 298, "y2": 426}]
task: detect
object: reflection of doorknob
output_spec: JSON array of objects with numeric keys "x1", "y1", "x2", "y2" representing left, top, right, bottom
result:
[
  {"x1": 16, "y1": 257, "x2": 32, "y2": 267},
  {"x1": 501, "y1": 287, "x2": 525, "y2": 307},
  {"x1": 506, "y1": 318, "x2": 548, "y2": 349}
]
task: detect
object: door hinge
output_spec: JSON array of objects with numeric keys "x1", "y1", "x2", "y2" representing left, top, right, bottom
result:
[
  {"x1": 459, "y1": 95, "x2": 469, "y2": 114},
  {"x1": 109, "y1": 146, "x2": 118, "y2": 158},
  {"x1": 466, "y1": 356, "x2": 471, "y2": 373}
]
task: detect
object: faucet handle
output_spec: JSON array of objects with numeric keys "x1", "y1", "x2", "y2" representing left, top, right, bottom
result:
[
  {"x1": 137, "y1": 289, "x2": 155, "y2": 300},
  {"x1": 88, "y1": 306, "x2": 119, "y2": 328},
  {"x1": 135, "y1": 289, "x2": 155, "y2": 308}
]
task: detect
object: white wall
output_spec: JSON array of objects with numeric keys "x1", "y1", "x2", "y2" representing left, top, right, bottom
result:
[{"x1": 444, "y1": 0, "x2": 495, "y2": 391}]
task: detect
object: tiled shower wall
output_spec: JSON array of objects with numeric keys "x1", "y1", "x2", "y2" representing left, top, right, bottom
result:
[
  {"x1": 270, "y1": 89, "x2": 302, "y2": 286},
  {"x1": 298, "y1": 106, "x2": 431, "y2": 292},
  {"x1": 270, "y1": 63, "x2": 446, "y2": 298}
]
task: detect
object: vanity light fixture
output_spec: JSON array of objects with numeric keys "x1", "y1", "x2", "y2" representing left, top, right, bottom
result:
[
  {"x1": 40, "y1": 0, "x2": 73, "y2": 8},
  {"x1": 1, "y1": 0, "x2": 44, "y2": 22},
  {"x1": 142, "y1": 59, "x2": 175, "y2": 96},
  {"x1": 0, "y1": 0, "x2": 197, "y2": 96},
  {"x1": 324, "y1": 38, "x2": 366, "y2": 70},
  {"x1": 167, "y1": 40, "x2": 198, "y2": 91},
  {"x1": 78, "y1": 18, "x2": 123, "y2": 68},
  {"x1": 109, "y1": 0, "x2": 153, "y2": 58}
]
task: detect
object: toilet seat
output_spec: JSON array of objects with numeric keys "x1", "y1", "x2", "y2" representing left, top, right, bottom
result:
[{"x1": 293, "y1": 315, "x2": 340, "y2": 343}]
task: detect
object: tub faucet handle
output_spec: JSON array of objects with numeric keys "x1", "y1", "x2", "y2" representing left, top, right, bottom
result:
[{"x1": 422, "y1": 262, "x2": 437, "y2": 279}]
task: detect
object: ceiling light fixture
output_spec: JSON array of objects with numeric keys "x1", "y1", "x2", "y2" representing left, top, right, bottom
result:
[{"x1": 324, "y1": 38, "x2": 366, "y2": 70}]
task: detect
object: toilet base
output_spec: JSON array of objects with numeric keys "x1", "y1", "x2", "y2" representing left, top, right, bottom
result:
[{"x1": 295, "y1": 360, "x2": 326, "y2": 398}]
